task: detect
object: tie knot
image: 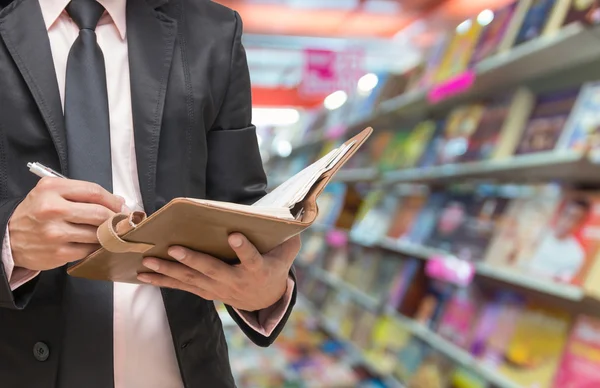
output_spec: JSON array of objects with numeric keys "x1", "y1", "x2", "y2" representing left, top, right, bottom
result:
[{"x1": 66, "y1": 0, "x2": 105, "y2": 31}]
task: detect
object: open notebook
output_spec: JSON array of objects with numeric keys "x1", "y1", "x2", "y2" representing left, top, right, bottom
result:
[
  {"x1": 188, "y1": 139, "x2": 356, "y2": 221},
  {"x1": 67, "y1": 127, "x2": 373, "y2": 283}
]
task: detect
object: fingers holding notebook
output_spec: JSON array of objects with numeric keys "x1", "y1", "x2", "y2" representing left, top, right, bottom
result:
[{"x1": 138, "y1": 233, "x2": 300, "y2": 311}]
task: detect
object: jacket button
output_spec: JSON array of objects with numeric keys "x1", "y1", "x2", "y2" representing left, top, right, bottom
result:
[{"x1": 33, "y1": 342, "x2": 50, "y2": 362}]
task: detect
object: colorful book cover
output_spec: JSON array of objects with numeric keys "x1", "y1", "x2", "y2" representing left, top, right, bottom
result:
[
  {"x1": 378, "y1": 131, "x2": 410, "y2": 171},
  {"x1": 424, "y1": 193, "x2": 474, "y2": 253},
  {"x1": 405, "y1": 192, "x2": 449, "y2": 245},
  {"x1": 435, "y1": 19, "x2": 485, "y2": 83},
  {"x1": 449, "y1": 366, "x2": 489, "y2": 388},
  {"x1": 553, "y1": 315, "x2": 600, "y2": 387},
  {"x1": 399, "y1": 120, "x2": 439, "y2": 168},
  {"x1": 556, "y1": 81, "x2": 600, "y2": 155},
  {"x1": 521, "y1": 191, "x2": 600, "y2": 285},
  {"x1": 436, "y1": 104, "x2": 486, "y2": 165},
  {"x1": 350, "y1": 192, "x2": 399, "y2": 246},
  {"x1": 437, "y1": 287, "x2": 481, "y2": 348},
  {"x1": 515, "y1": 0, "x2": 557, "y2": 46},
  {"x1": 483, "y1": 187, "x2": 561, "y2": 271},
  {"x1": 459, "y1": 97, "x2": 511, "y2": 162},
  {"x1": 417, "y1": 37, "x2": 451, "y2": 89},
  {"x1": 416, "y1": 119, "x2": 446, "y2": 168},
  {"x1": 499, "y1": 304, "x2": 571, "y2": 388},
  {"x1": 315, "y1": 182, "x2": 347, "y2": 227},
  {"x1": 452, "y1": 195, "x2": 512, "y2": 262},
  {"x1": 394, "y1": 337, "x2": 432, "y2": 383},
  {"x1": 414, "y1": 280, "x2": 454, "y2": 328},
  {"x1": 386, "y1": 193, "x2": 428, "y2": 240},
  {"x1": 366, "y1": 316, "x2": 412, "y2": 374},
  {"x1": 350, "y1": 309, "x2": 378, "y2": 350},
  {"x1": 470, "y1": 2, "x2": 518, "y2": 65},
  {"x1": 387, "y1": 258, "x2": 422, "y2": 309},
  {"x1": 408, "y1": 351, "x2": 456, "y2": 388},
  {"x1": 366, "y1": 253, "x2": 403, "y2": 300},
  {"x1": 516, "y1": 88, "x2": 580, "y2": 155},
  {"x1": 469, "y1": 291, "x2": 524, "y2": 368},
  {"x1": 564, "y1": 0, "x2": 600, "y2": 25}
]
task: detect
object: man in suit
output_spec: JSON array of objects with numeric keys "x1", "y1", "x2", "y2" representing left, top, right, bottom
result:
[{"x1": 0, "y1": 0, "x2": 300, "y2": 387}]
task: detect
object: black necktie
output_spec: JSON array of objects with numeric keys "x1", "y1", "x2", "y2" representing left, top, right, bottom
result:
[{"x1": 59, "y1": 1, "x2": 114, "y2": 386}]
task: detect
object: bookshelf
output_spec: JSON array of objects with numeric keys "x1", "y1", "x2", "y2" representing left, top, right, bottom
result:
[
  {"x1": 300, "y1": 265, "x2": 521, "y2": 388},
  {"x1": 309, "y1": 225, "x2": 588, "y2": 303},
  {"x1": 381, "y1": 150, "x2": 600, "y2": 186},
  {"x1": 346, "y1": 22, "x2": 600, "y2": 133}
]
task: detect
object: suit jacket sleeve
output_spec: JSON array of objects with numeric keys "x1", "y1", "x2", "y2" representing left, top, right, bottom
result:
[
  {"x1": 0, "y1": 197, "x2": 40, "y2": 309},
  {"x1": 205, "y1": 11, "x2": 296, "y2": 347}
]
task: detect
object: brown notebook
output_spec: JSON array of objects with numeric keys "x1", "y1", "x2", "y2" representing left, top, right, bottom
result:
[{"x1": 67, "y1": 127, "x2": 373, "y2": 283}]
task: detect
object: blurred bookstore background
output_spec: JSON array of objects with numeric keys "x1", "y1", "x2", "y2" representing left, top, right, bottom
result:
[{"x1": 213, "y1": 0, "x2": 600, "y2": 387}]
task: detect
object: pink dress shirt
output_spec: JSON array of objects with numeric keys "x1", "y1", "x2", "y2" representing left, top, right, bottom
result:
[{"x1": 1, "y1": 1, "x2": 294, "y2": 387}]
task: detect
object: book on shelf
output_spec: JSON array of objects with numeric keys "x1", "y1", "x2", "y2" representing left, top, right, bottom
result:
[
  {"x1": 460, "y1": 88, "x2": 535, "y2": 162},
  {"x1": 515, "y1": 88, "x2": 580, "y2": 155},
  {"x1": 469, "y1": 1, "x2": 519, "y2": 65},
  {"x1": 386, "y1": 192, "x2": 428, "y2": 241},
  {"x1": 400, "y1": 120, "x2": 439, "y2": 168},
  {"x1": 448, "y1": 366, "x2": 490, "y2": 388},
  {"x1": 366, "y1": 316, "x2": 413, "y2": 374},
  {"x1": 417, "y1": 36, "x2": 451, "y2": 89},
  {"x1": 556, "y1": 81, "x2": 600, "y2": 157},
  {"x1": 413, "y1": 280, "x2": 455, "y2": 329},
  {"x1": 498, "y1": 303, "x2": 571, "y2": 388},
  {"x1": 408, "y1": 350, "x2": 456, "y2": 388},
  {"x1": 497, "y1": 0, "x2": 536, "y2": 52},
  {"x1": 405, "y1": 192, "x2": 450, "y2": 245},
  {"x1": 483, "y1": 186, "x2": 562, "y2": 275},
  {"x1": 314, "y1": 182, "x2": 348, "y2": 227},
  {"x1": 350, "y1": 191, "x2": 399, "y2": 246},
  {"x1": 423, "y1": 193, "x2": 475, "y2": 253},
  {"x1": 469, "y1": 291, "x2": 525, "y2": 369},
  {"x1": 437, "y1": 286, "x2": 483, "y2": 349},
  {"x1": 394, "y1": 336, "x2": 433, "y2": 384},
  {"x1": 520, "y1": 190, "x2": 600, "y2": 286},
  {"x1": 553, "y1": 315, "x2": 600, "y2": 387},
  {"x1": 452, "y1": 194, "x2": 512, "y2": 262},
  {"x1": 415, "y1": 120, "x2": 446, "y2": 168},
  {"x1": 436, "y1": 104, "x2": 486, "y2": 165},
  {"x1": 514, "y1": 0, "x2": 560, "y2": 46},
  {"x1": 378, "y1": 130, "x2": 411, "y2": 171},
  {"x1": 563, "y1": 0, "x2": 600, "y2": 25},
  {"x1": 434, "y1": 17, "x2": 485, "y2": 83}
]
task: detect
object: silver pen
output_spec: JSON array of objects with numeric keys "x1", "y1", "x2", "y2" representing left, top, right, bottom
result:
[{"x1": 27, "y1": 162, "x2": 67, "y2": 179}]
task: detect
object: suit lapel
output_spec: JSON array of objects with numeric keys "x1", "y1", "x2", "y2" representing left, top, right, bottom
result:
[
  {"x1": 127, "y1": 0, "x2": 177, "y2": 213},
  {"x1": 0, "y1": 0, "x2": 68, "y2": 174}
]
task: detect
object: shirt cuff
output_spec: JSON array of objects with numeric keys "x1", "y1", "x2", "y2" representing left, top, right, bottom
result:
[
  {"x1": 233, "y1": 276, "x2": 295, "y2": 337},
  {"x1": 2, "y1": 227, "x2": 40, "y2": 291}
]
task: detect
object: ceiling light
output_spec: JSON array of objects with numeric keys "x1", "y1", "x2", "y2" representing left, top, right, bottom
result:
[
  {"x1": 252, "y1": 108, "x2": 300, "y2": 126},
  {"x1": 357, "y1": 73, "x2": 379, "y2": 93},
  {"x1": 477, "y1": 9, "x2": 494, "y2": 26},
  {"x1": 456, "y1": 19, "x2": 472, "y2": 35},
  {"x1": 324, "y1": 90, "x2": 348, "y2": 110}
]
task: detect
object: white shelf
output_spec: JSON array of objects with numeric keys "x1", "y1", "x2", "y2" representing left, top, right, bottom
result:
[
  {"x1": 333, "y1": 167, "x2": 379, "y2": 183},
  {"x1": 384, "y1": 308, "x2": 521, "y2": 388},
  {"x1": 382, "y1": 150, "x2": 600, "y2": 186},
  {"x1": 475, "y1": 262, "x2": 584, "y2": 301},
  {"x1": 378, "y1": 237, "x2": 586, "y2": 302}
]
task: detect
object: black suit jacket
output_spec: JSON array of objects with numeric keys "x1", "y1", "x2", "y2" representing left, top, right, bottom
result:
[{"x1": 0, "y1": 0, "x2": 296, "y2": 387}]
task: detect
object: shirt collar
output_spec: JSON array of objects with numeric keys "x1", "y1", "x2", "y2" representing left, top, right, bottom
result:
[{"x1": 38, "y1": 0, "x2": 127, "y2": 40}]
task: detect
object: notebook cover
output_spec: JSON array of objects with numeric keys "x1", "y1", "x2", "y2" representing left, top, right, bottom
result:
[{"x1": 67, "y1": 127, "x2": 373, "y2": 283}]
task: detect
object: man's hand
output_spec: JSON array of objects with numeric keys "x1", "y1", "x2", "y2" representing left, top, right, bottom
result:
[
  {"x1": 138, "y1": 234, "x2": 301, "y2": 311},
  {"x1": 9, "y1": 177, "x2": 125, "y2": 271}
]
